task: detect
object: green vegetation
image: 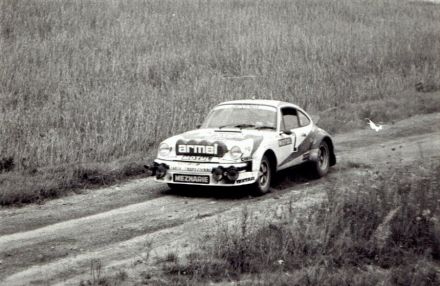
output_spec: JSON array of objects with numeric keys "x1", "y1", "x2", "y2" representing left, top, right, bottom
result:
[
  {"x1": 1, "y1": 0, "x2": 440, "y2": 205},
  {"x1": 158, "y1": 161, "x2": 440, "y2": 285}
]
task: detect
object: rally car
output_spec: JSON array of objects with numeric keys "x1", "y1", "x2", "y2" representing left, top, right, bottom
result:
[{"x1": 147, "y1": 100, "x2": 336, "y2": 194}]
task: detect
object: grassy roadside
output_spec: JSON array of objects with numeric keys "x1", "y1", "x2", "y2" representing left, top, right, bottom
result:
[
  {"x1": 148, "y1": 161, "x2": 440, "y2": 285},
  {"x1": 0, "y1": 155, "x2": 150, "y2": 206}
]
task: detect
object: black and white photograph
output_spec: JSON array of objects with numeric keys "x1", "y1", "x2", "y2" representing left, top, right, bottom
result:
[{"x1": 1, "y1": 0, "x2": 439, "y2": 285}]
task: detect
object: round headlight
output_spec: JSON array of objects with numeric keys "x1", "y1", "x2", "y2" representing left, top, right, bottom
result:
[
  {"x1": 230, "y1": 146, "x2": 242, "y2": 159},
  {"x1": 158, "y1": 143, "x2": 171, "y2": 157}
]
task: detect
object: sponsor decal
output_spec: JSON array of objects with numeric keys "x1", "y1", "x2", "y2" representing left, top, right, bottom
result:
[
  {"x1": 214, "y1": 133, "x2": 244, "y2": 139},
  {"x1": 176, "y1": 140, "x2": 227, "y2": 157},
  {"x1": 278, "y1": 137, "x2": 292, "y2": 147},
  {"x1": 178, "y1": 144, "x2": 218, "y2": 155},
  {"x1": 236, "y1": 177, "x2": 255, "y2": 184},
  {"x1": 180, "y1": 133, "x2": 263, "y2": 156},
  {"x1": 279, "y1": 132, "x2": 314, "y2": 167},
  {"x1": 170, "y1": 166, "x2": 212, "y2": 172},
  {"x1": 173, "y1": 174, "x2": 210, "y2": 184},
  {"x1": 180, "y1": 156, "x2": 213, "y2": 162},
  {"x1": 185, "y1": 167, "x2": 212, "y2": 172}
]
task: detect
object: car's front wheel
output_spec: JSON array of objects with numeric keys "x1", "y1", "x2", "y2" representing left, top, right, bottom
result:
[
  {"x1": 252, "y1": 155, "x2": 272, "y2": 195},
  {"x1": 311, "y1": 140, "x2": 330, "y2": 178}
]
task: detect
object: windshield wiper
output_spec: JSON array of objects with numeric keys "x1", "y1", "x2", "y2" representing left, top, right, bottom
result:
[
  {"x1": 217, "y1": 124, "x2": 255, "y2": 129},
  {"x1": 233, "y1": 124, "x2": 256, "y2": 129},
  {"x1": 255, "y1": 125, "x2": 276, "y2": 130},
  {"x1": 218, "y1": 124, "x2": 235, "y2": 129},
  {"x1": 218, "y1": 124, "x2": 274, "y2": 130}
]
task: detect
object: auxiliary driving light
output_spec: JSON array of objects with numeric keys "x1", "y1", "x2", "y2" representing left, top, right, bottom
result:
[
  {"x1": 212, "y1": 167, "x2": 224, "y2": 182},
  {"x1": 156, "y1": 163, "x2": 169, "y2": 179},
  {"x1": 225, "y1": 167, "x2": 239, "y2": 182}
]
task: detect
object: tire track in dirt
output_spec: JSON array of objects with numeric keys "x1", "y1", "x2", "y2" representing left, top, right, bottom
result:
[
  {"x1": 4, "y1": 185, "x2": 329, "y2": 286},
  {"x1": 0, "y1": 195, "x2": 250, "y2": 280},
  {"x1": 0, "y1": 178, "x2": 167, "y2": 236}
]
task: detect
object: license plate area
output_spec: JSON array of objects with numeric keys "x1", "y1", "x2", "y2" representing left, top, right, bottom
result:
[{"x1": 173, "y1": 174, "x2": 210, "y2": 184}]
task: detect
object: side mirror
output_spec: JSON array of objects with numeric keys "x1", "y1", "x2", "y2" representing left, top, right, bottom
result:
[
  {"x1": 196, "y1": 123, "x2": 202, "y2": 128},
  {"x1": 282, "y1": 129, "x2": 292, "y2": 135}
]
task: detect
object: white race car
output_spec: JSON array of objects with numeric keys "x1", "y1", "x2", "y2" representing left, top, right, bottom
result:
[{"x1": 147, "y1": 100, "x2": 336, "y2": 194}]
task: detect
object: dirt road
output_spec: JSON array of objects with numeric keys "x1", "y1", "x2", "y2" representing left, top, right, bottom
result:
[{"x1": 1, "y1": 113, "x2": 439, "y2": 285}]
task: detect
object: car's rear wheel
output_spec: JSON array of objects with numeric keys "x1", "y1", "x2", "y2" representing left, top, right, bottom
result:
[
  {"x1": 311, "y1": 141, "x2": 330, "y2": 178},
  {"x1": 252, "y1": 155, "x2": 272, "y2": 195}
]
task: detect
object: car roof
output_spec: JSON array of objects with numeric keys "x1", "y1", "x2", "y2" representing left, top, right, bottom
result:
[{"x1": 218, "y1": 99, "x2": 301, "y2": 109}]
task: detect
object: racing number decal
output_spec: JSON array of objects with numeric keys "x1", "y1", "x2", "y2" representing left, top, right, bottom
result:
[{"x1": 278, "y1": 137, "x2": 292, "y2": 147}]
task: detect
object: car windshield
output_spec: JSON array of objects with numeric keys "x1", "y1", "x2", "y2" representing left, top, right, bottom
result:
[{"x1": 201, "y1": 104, "x2": 277, "y2": 130}]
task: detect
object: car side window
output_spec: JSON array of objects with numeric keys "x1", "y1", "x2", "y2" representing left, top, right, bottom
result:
[
  {"x1": 281, "y1": 108, "x2": 300, "y2": 130},
  {"x1": 298, "y1": 111, "x2": 310, "y2": 126}
]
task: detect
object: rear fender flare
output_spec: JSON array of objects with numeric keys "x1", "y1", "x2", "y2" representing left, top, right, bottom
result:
[{"x1": 309, "y1": 128, "x2": 336, "y2": 166}]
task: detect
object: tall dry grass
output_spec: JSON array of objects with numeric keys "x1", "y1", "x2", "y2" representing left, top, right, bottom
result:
[{"x1": 1, "y1": 0, "x2": 440, "y2": 170}]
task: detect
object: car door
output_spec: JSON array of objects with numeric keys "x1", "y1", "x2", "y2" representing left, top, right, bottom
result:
[
  {"x1": 277, "y1": 107, "x2": 313, "y2": 169},
  {"x1": 294, "y1": 109, "x2": 314, "y2": 152}
]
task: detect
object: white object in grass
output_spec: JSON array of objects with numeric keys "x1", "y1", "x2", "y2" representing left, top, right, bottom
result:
[{"x1": 366, "y1": 119, "x2": 383, "y2": 132}]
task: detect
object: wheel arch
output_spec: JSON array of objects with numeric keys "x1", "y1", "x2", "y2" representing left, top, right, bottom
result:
[
  {"x1": 262, "y1": 149, "x2": 278, "y2": 174},
  {"x1": 322, "y1": 136, "x2": 336, "y2": 166}
]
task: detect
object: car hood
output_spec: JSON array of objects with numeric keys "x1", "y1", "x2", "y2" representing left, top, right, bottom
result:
[
  {"x1": 161, "y1": 128, "x2": 268, "y2": 159},
  {"x1": 183, "y1": 128, "x2": 263, "y2": 141}
]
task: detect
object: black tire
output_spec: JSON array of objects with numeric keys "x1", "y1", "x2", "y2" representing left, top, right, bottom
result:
[
  {"x1": 311, "y1": 141, "x2": 330, "y2": 178},
  {"x1": 252, "y1": 155, "x2": 272, "y2": 195}
]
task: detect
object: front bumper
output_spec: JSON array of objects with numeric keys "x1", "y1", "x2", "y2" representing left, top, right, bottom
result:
[{"x1": 148, "y1": 159, "x2": 258, "y2": 186}]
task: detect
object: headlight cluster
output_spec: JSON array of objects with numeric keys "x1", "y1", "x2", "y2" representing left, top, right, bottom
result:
[
  {"x1": 229, "y1": 146, "x2": 242, "y2": 159},
  {"x1": 158, "y1": 143, "x2": 172, "y2": 157}
]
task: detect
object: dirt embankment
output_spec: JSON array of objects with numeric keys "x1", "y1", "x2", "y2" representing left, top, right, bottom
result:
[{"x1": 0, "y1": 113, "x2": 439, "y2": 285}]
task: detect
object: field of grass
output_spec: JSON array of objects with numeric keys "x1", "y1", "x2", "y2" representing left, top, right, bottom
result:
[
  {"x1": 1, "y1": 0, "x2": 440, "y2": 204},
  {"x1": 154, "y1": 161, "x2": 440, "y2": 285}
]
